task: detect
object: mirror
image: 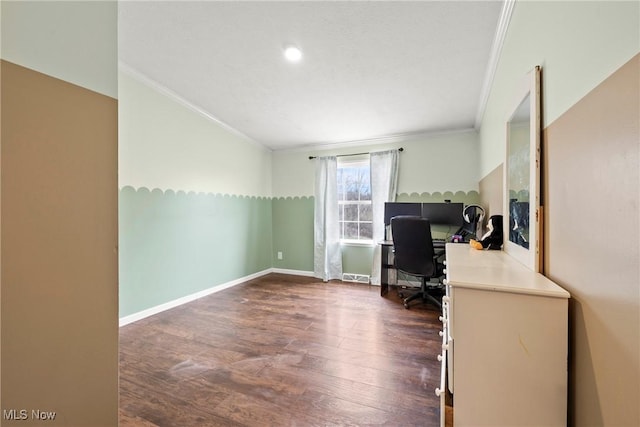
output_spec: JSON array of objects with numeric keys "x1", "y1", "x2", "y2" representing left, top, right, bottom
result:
[
  {"x1": 504, "y1": 66, "x2": 541, "y2": 272},
  {"x1": 508, "y1": 96, "x2": 531, "y2": 248}
]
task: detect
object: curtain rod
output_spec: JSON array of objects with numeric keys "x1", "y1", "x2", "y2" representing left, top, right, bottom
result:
[{"x1": 308, "y1": 147, "x2": 403, "y2": 160}]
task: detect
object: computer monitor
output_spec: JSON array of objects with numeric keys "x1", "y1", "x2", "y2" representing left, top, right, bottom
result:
[
  {"x1": 384, "y1": 202, "x2": 422, "y2": 225},
  {"x1": 421, "y1": 202, "x2": 464, "y2": 228}
]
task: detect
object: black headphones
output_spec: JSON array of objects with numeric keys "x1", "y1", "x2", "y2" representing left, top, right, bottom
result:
[{"x1": 463, "y1": 204, "x2": 486, "y2": 225}]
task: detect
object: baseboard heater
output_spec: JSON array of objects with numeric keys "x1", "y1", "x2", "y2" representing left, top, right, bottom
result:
[{"x1": 342, "y1": 273, "x2": 370, "y2": 284}]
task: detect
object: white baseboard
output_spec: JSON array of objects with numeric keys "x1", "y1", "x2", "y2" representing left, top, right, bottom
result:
[
  {"x1": 119, "y1": 269, "x2": 272, "y2": 327},
  {"x1": 270, "y1": 268, "x2": 315, "y2": 277}
]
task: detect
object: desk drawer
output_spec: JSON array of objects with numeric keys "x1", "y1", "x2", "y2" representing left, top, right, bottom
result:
[{"x1": 436, "y1": 299, "x2": 449, "y2": 427}]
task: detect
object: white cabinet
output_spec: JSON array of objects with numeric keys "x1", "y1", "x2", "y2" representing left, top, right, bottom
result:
[{"x1": 441, "y1": 244, "x2": 570, "y2": 426}]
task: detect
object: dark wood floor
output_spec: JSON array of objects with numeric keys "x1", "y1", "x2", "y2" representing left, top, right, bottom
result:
[{"x1": 119, "y1": 273, "x2": 445, "y2": 426}]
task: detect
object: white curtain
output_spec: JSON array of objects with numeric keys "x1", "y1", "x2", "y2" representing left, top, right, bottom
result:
[
  {"x1": 314, "y1": 156, "x2": 343, "y2": 281},
  {"x1": 370, "y1": 150, "x2": 400, "y2": 285}
]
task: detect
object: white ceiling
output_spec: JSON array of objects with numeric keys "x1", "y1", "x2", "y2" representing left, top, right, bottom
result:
[{"x1": 118, "y1": 1, "x2": 505, "y2": 151}]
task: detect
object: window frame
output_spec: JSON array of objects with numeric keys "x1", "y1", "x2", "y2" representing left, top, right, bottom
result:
[{"x1": 337, "y1": 156, "x2": 373, "y2": 244}]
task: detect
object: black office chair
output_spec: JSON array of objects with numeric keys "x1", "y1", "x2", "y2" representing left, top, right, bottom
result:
[{"x1": 391, "y1": 216, "x2": 444, "y2": 309}]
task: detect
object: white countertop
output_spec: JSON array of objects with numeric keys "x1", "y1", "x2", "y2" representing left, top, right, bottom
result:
[{"x1": 445, "y1": 243, "x2": 570, "y2": 299}]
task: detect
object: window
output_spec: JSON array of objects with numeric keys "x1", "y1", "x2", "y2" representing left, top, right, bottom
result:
[{"x1": 337, "y1": 157, "x2": 372, "y2": 242}]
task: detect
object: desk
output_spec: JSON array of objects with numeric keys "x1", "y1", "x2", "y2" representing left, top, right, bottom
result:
[
  {"x1": 379, "y1": 241, "x2": 394, "y2": 296},
  {"x1": 378, "y1": 239, "x2": 447, "y2": 296}
]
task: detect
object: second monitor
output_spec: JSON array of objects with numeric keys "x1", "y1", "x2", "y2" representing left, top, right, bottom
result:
[
  {"x1": 384, "y1": 202, "x2": 464, "y2": 227},
  {"x1": 384, "y1": 202, "x2": 464, "y2": 241},
  {"x1": 421, "y1": 202, "x2": 464, "y2": 228}
]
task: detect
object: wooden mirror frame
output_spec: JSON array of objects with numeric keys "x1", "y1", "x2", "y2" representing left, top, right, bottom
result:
[{"x1": 503, "y1": 66, "x2": 542, "y2": 272}]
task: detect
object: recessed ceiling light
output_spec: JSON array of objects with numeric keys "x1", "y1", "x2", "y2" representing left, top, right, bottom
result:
[{"x1": 283, "y1": 45, "x2": 302, "y2": 62}]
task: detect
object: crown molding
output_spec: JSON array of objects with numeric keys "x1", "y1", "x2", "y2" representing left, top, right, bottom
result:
[
  {"x1": 474, "y1": 0, "x2": 516, "y2": 129},
  {"x1": 274, "y1": 127, "x2": 477, "y2": 154}
]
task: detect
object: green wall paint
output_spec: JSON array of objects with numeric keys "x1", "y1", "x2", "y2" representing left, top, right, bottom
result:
[
  {"x1": 119, "y1": 69, "x2": 274, "y2": 320},
  {"x1": 121, "y1": 188, "x2": 482, "y2": 317},
  {"x1": 119, "y1": 186, "x2": 273, "y2": 317},
  {"x1": 272, "y1": 196, "x2": 314, "y2": 271},
  {"x1": 342, "y1": 244, "x2": 375, "y2": 276},
  {"x1": 271, "y1": 191, "x2": 480, "y2": 277},
  {"x1": 271, "y1": 196, "x2": 374, "y2": 275}
]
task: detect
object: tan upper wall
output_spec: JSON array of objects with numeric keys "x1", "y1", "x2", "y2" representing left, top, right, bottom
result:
[
  {"x1": 1, "y1": 59, "x2": 119, "y2": 427},
  {"x1": 1, "y1": 2, "x2": 119, "y2": 425},
  {"x1": 543, "y1": 54, "x2": 639, "y2": 427}
]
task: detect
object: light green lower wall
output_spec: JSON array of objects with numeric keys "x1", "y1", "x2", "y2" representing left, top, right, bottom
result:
[
  {"x1": 121, "y1": 189, "x2": 481, "y2": 316},
  {"x1": 119, "y1": 186, "x2": 273, "y2": 317},
  {"x1": 342, "y1": 244, "x2": 375, "y2": 276},
  {"x1": 272, "y1": 197, "x2": 314, "y2": 271},
  {"x1": 271, "y1": 191, "x2": 481, "y2": 277},
  {"x1": 271, "y1": 196, "x2": 374, "y2": 275}
]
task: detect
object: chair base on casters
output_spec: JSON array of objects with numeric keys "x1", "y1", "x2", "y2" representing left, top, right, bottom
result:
[
  {"x1": 403, "y1": 290, "x2": 442, "y2": 309},
  {"x1": 401, "y1": 277, "x2": 443, "y2": 310}
]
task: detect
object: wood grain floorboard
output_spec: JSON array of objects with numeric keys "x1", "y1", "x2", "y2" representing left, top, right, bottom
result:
[{"x1": 120, "y1": 274, "x2": 446, "y2": 426}]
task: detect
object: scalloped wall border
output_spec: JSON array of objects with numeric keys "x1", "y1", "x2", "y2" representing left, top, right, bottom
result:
[
  {"x1": 396, "y1": 190, "x2": 480, "y2": 201},
  {"x1": 272, "y1": 195, "x2": 313, "y2": 201},
  {"x1": 120, "y1": 185, "x2": 272, "y2": 200},
  {"x1": 120, "y1": 187, "x2": 481, "y2": 203}
]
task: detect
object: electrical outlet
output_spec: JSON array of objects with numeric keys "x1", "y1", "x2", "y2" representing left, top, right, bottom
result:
[{"x1": 277, "y1": 251, "x2": 283, "y2": 260}]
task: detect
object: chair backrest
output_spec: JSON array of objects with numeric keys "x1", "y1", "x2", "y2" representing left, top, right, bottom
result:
[{"x1": 391, "y1": 216, "x2": 436, "y2": 278}]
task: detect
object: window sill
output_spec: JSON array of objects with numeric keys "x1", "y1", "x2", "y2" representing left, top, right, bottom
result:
[{"x1": 340, "y1": 239, "x2": 374, "y2": 247}]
